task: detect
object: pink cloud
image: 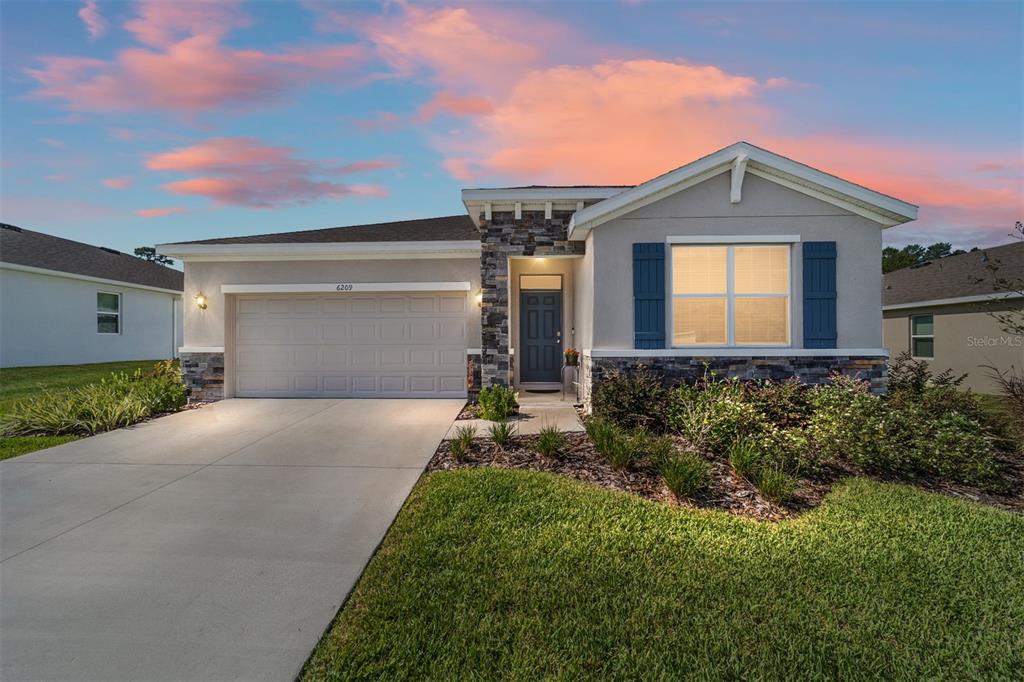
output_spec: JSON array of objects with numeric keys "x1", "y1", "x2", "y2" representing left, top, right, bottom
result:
[
  {"x1": 146, "y1": 137, "x2": 390, "y2": 208},
  {"x1": 46, "y1": 174, "x2": 68, "y2": 182},
  {"x1": 124, "y1": 0, "x2": 247, "y2": 48},
  {"x1": 315, "y1": 3, "x2": 567, "y2": 92},
  {"x1": 445, "y1": 59, "x2": 763, "y2": 183},
  {"x1": 442, "y1": 158, "x2": 476, "y2": 182},
  {"x1": 416, "y1": 91, "x2": 494, "y2": 123},
  {"x1": 102, "y1": 177, "x2": 133, "y2": 189},
  {"x1": 41, "y1": 137, "x2": 65, "y2": 149},
  {"x1": 78, "y1": 0, "x2": 107, "y2": 39},
  {"x1": 27, "y1": 1, "x2": 363, "y2": 113},
  {"x1": 136, "y1": 207, "x2": 188, "y2": 218}
]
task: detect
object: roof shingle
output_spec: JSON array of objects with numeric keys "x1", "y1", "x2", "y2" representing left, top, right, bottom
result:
[
  {"x1": 883, "y1": 241, "x2": 1023, "y2": 306},
  {"x1": 174, "y1": 215, "x2": 478, "y2": 245},
  {"x1": 1, "y1": 224, "x2": 183, "y2": 291}
]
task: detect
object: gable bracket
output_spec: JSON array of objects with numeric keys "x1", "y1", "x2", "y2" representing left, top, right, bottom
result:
[{"x1": 730, "y1": 153, "x2": 749, "y2": 204}]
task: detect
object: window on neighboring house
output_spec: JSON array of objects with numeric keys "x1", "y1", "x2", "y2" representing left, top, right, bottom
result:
[
  {"x1": 671, "y1": 244, "x2": 790, "y2": 346},
  {"x1": 97, "y1": 292, "x2": 121, "y2": 334},
  {"x1": 910, "y1": 315, "x2": 934, "y2": 359}
]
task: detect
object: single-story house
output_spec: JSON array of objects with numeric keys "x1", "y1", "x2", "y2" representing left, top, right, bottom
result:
[
  {"x1": 157, "y1": 142, "x2": 918, "y2": 404},
  {"x1": 0, "y1": 224, "x2": 183, "y2": 368},
  {"x1": 883, "y1": 241, "x2": 1023, "y2": 393}
]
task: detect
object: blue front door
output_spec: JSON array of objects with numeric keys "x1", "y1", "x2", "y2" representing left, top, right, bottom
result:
[{"x1": 519, "y1": 291, "x2": 562, "y2": 383}]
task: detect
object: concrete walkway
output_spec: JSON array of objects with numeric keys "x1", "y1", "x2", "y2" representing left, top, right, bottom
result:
[
  {"x1": 447, "y1": 390, "x2": 584, "y2": 438},
  {"x1": 0, "y1": 398, "x2": 463, "y2": 681}
]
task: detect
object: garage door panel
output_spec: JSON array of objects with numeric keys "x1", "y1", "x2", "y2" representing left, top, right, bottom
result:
[
  {"x1": 234, "y1": 293, "x2": 468, "y2": 398},
  {"x1": 439, "y1": 296, "x2": 466, "y2": 313},
  {"x1": 410, "y1": 297, "x2": 436, "y2": 313}
]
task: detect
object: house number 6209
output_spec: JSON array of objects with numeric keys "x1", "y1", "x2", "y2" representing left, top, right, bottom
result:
[{"x1": 336, "y1": 284, "x2": 354, "y2": 291}]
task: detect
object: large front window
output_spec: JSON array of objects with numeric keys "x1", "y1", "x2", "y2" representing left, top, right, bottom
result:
[{"x1": 671, "y1": 245, "x2": 790, "y2": 346}]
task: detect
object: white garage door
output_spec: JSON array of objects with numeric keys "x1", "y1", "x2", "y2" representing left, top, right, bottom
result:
[{"x1": 233, "y1": 293, "x2": 469, "y2": 398}]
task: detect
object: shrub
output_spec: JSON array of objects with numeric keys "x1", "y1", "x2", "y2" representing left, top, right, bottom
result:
[
  {"x1": 807, "y1": 375, "x2": 1001, "y2": 489},
  {"x1": 743, "y1": 378, "x2": 813, "y2": 429},
  {"x1": 488, "y1": 420, "x2": 515, "y2": 448},
  {"x1": 889, "y1": 351, "x2": 966, "y2": 394},
  {"x1": 644, "y1": 434, "x2": 677, "y2": 467},
  {"x1": 728, "y1": 438, "x2": 763, "y2": 481},
  {"x1": 454, "y1": 424, "x2": 477, "y2": 448},
  {"x1": 757, "y1": 426, "x2": 820, "y2": 475},
  {"x1": 449, "y1": 425, "x2": 477, "y2": 462},
  {"x1": 984, "y1": 364, "x2": 1024, "y2": 453},
  {"x1": 535, "y1": 425, "x2": 566, "y2": 460},
  {"x1": 585, "y1": 417, "x2": 620, "y2": 459},
  {"x1": 478, "y1": 386, "x2": 518, "y2": 421},
  {"x1": 668, "y1": 379, "x2": 768, "y2": 454},
  {"x1": 660, "y1": 451, "x2": 710, "y2": 500},
  {"x1": 591, "y1": 368, "x2": 668, "y2": 432},
  {"x1": 605, "y1": 434, "x2": 641, "y2": 471},
  {"x1": 755, "y1": 465, "x2": 796, "y2": 503},
  {"x1": 1, "y1": 363, "x2": 187, "y2": 437},
  {"x1": 448, "y1": 439, "x2": 468, "y2": 462}
]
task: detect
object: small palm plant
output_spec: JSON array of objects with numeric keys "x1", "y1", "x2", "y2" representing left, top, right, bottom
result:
[
  {"x1": 449, "y1": 425, "x2": 477, "y2": 462},
  {"x1": 488, "y1": 419, "x2": 515, "y2": 448},
  {"x1": 535, "y1": 424, "x2": 566, "y2": 460}
]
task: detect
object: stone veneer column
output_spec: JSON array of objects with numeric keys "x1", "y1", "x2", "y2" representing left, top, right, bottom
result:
[
  {"x1": 478, "y1": 209, "x2": 585, "y2": 389},
  {"x1": 180, "y1": 351, "x2": 225, "y2": 401}
]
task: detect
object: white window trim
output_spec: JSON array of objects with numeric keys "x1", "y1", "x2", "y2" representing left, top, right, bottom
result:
[
  {"x1": 910, "y1": 314, "x2": 934, "y2": 360},
  {"x1": 667, "y1": 235, "x2": 801, "y2": 244},
  {"x1": 97, "y1": 291, "x2": 122, "y2": 335},
  {"x1": 669, "y1": 243, "x2": 793, "y2": 349}
]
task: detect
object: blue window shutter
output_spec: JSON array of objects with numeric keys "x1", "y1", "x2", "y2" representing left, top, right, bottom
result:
[
  {"x1": 633, "y1": 243, "x2": 665, "y2": 349},
  {"x1": 803, "y1": 241, "x2": 837, "y2": 349}
]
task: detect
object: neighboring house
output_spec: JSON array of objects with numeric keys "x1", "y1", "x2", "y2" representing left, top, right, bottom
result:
[
  {"x1": 157, "y1": 142, "x2": 917, "y2": 404},
  {"x1": 0, "y1": 224, "x2": 183, "y2": 368},
  {"x1": 883, "y1": 242, "x2": 1023, "y2": 393}
]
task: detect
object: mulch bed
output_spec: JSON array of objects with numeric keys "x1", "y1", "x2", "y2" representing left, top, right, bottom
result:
[
  {"x1": 429, "y1": 433, "x2": 815, "y2": 521},
  {"x1": 428, "y1": 433, "x2": 1024, "y2": 520}
]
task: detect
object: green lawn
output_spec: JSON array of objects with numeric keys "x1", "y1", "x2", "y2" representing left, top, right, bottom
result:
[
  {"x1": 0, "y1": 435, "x2": 79, "y2": 461},
  {"x1": 0, "y1": 359, "x2": 166, "y2": 458},
  {"x1": 0, "y1": 359, "x2": 163, "y2": 412},
  {"x1": 304, "y1": 469, "x2": 1023, "y2": 681}
]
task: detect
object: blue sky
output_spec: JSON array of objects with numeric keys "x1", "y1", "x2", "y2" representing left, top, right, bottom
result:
[{"x1": 2, "y1": 0, "x2": 1021, "y2": 262}]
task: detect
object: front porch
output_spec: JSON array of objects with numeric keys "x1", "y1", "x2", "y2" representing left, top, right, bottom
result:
[{"x1": 476, "y1": 206, "x2": 585, "y2": 392}]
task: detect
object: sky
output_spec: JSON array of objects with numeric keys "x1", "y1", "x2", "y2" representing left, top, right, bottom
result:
[{"x1": 1, "y1": 0, "x2": 1021, "y2": 262}]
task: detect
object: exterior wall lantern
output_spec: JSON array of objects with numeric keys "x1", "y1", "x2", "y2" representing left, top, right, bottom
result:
[{"x1": 194, "y1": 292, "x2": 208, "y2": 310}]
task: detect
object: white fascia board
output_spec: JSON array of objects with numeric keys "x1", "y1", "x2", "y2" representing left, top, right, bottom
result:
[
  {"x1": 179, "y1": 346, "x2": 225, "y2": 354},
  {"x1": 568, "y1": 141, "x2": 918, "y2": 238},
  {"x1": 221, "y1": 281, "x2": 472, "y2": 294},
  {"x1": 461, "y1": 187, "x2": 626, "y2": 202},
  {"x1": 0, "y1": 261, "x2": 183, "y2": 296},
  {"x1": 883, "y1": 292, "x2": 1020, "y2": 311},
  {"x1": 156, "y1": 240, "x2": 481, "y2": 262},
  {"x1": 667, "y1": 235, "x2": 800, "y2": 244},
  {"x1": 586, "y1": 348, "x2": 890, "y2": 358}
]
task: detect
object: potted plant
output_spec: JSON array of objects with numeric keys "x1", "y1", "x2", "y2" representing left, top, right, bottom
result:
[{"x1": 563, "y1": 347, "x2": 579, "y2": 366}]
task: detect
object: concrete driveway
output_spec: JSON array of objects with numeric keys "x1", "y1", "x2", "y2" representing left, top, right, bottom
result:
[{"x1": 0, "y1": 398, "x2": 462, "y2": 681}]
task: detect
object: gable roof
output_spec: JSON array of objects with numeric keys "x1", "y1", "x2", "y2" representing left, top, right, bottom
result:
[
  {"x1": 883, "y1": 241, "x2": 1024, "y2": 307},
  {"x1": 1, "y1": 223, "x2": 183, "y2": 292},
  {"x1": 169, "y1": 215, "x2": 477, "y2": 245},
  {"x1": 569, "y1": 141, "x2": 919, "y2": 239}
]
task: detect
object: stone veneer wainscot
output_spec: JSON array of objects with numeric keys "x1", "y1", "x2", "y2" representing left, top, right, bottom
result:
[
  {"x1": 180, "y1": 351, "x2": 225, "y2": 402},
  {"x1": 580, "y1": 353, "x2": 888, "y2": 407},
  {"x1": 478, "y1": 209, "x2": 584, "y2": 389}
]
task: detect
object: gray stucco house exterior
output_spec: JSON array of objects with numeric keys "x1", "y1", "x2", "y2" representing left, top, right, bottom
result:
[
  {"x1": 158, "y1": 142, "x2": 917, "y2": 403},
  {"x1": 1, "y1": 224, "x2": 183, "y2": 368}
]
